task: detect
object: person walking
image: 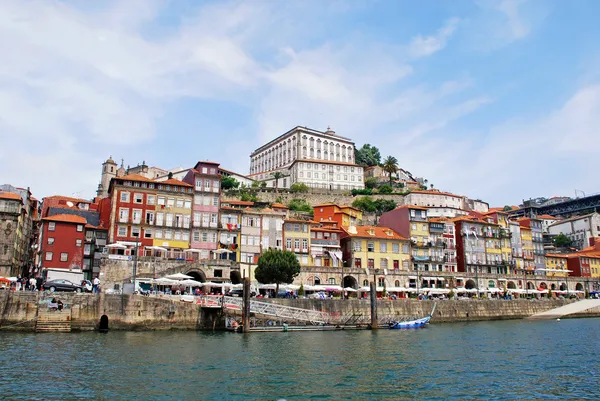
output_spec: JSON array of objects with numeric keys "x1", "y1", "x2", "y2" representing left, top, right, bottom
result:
[
  {"x1": 93, "y1": 277, "x2": 100, "y2": 293},
  {"x1": 29, "y1": 277, "x2": 37, "y2": 291}
]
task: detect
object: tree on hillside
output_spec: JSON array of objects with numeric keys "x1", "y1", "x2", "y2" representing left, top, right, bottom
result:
[
  {"x1": 378, "y1": 184, "x2": 393, "y2": 194},
  {"x1": 382, "y1": 156, "x2": 399, "y2": 185},
  {"x1": 271, "y1": 171, "x2": 285, "y2": 193},
  {"x1": 374, "y1": 199, "x2": 397, "y2": 215},
  {"x1": 355, "y1": 144, "x2": 382, "y2": 167},
  {"x1": 352, "y1": 196, "x2": 377, "y2": 213},
  {"x1": 255, "y1": 249, "x2": 301, "y2": 296},
  {"x1": 553, "y1": 233, "x2": 572, "y2": 248},
  {"x1": 290, "y1": 182, "x2": 309, "y2": 193},
  {"x1": 221, "y1": 176, "x2": 240, "y2": 190},
  {"x1": 287, "y1": 198, "x2": 313, "y2": 213},
  {"x1": 503, "y1": 205, "x2": 513, "y2": 212}
]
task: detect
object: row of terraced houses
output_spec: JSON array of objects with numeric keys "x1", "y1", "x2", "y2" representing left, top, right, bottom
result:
[{"x1": 2, "y1": 126, "x2": 599, "y2": 294}]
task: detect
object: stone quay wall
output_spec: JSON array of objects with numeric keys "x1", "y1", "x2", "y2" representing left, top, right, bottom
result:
[
  {"x1": 264, "y1": 298, "x2": 600, "y2": 323},
  {"x1": 0, "y1": 292, "x2": 224, "y2": 332}
]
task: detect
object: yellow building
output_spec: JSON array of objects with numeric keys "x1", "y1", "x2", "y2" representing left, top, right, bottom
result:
[
  {"x1": 519, "y1": 226, "x2": 535, "y2": 272},
  {"x1": 313, "y1": 204, "x2": 363, "y2": 228},
  {"x1": 545, "y1": 254, "x2": 569, "y2": 278},
  {"x1": 152, "y1": 179, "x2": 194, "y2": 250},
  {"x1": 342, "y1": 226, "x2": 411, "y2": 280}
]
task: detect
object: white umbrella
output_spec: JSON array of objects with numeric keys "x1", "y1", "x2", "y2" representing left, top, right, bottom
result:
[
  {"x1": 180, "y1": 279, "x2": 204, "y2": 287},
  {"x1": 107, "y1": 243, "x2": 126, "y2": 249},
  {"x1": 213, "y1": 249, "x2": 232, "y2": 254},
  {"x1": 343, "y1": 287, "x2": 358, "y2": 292},
  {"x1": 284, "y1": 284, "x2": 300, "y2": 290},
  {"x1": 183, "y1": 249, "x2": 202, "y2": 253},
  {"x1": 258, "y1": 283, "x2": 277, "y2": 290},
  {"x1": 166, "y1": 273, "x2": 193, "y2": 280},
  {"x1": 153, "y1": 278, "x2": 178, "y2": 285},
  {"x1": 358, "y1": 286, "x2": 371, "y2": 292}
]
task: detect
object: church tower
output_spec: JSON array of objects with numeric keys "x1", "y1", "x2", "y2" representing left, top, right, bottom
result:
[{"x1": 97, "y1": 156, "x2": 118, "y2": 198}]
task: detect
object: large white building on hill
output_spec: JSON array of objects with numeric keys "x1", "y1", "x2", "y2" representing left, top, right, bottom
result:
[{"x1": 249, "y1": 126, "x2": 364, "y2": 191}]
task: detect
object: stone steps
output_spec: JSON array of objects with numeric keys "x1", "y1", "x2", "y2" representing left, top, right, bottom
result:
[
  {"x1": 35, "y1": 322, "x2": 72, "y2": 332},
  {"x1": 35, "y1": 308, "x2": 72, "y2": 332}
]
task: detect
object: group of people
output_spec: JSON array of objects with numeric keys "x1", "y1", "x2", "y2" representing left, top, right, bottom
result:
[{"x1": 9, "y1": 275, "x2": 42, "y2": 291}]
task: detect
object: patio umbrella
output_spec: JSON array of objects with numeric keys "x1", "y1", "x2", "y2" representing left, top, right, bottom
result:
[
  {"x1": 153, "y1": 278, "x2": 179, "y2": 285},
  {"x1": 180, "y1": 279, "x2": 204, "y2": 287},
  {"x1": 106, "y1": 243, "x2": 127, "y2": 249},
  {"x1": 0, "y1": 277, "x2": 11, "y2": 283},
  {"x1": 166, "y1": 273, "x2": 193, "y2": 280},
  {"x1": 343, "y1": 287, "x2": 358, "y2": 292}
]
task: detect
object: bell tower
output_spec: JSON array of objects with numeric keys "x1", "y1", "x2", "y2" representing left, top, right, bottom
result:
[{"x1": 97, "y1": 156, "x2": 118, "y2": 198}]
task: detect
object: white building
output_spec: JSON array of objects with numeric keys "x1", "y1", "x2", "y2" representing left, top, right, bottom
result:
[
  {"x1": 548, "y1": 212, "x2": 600, "y2": 250},
  {"x1": 249, "y1": 126, "x2": 364, "y2": 190},
  {"x1": 219, "y1": 167, "x2": 256, "y2": 188},
  {"x1": 404, "y1": 190, "x2": 472, "y2": 218}
]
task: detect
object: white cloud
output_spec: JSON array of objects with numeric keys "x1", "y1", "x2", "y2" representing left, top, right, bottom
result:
[{"x1": 408, "y1": 18, "x2": 460, "y2": 58}]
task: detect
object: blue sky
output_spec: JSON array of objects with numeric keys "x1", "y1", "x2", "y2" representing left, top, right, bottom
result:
[{"x1": 1, "y1": 0, "x2": 599, "y2": 205}]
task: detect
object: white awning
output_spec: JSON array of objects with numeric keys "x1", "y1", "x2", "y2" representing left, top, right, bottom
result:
[
  {"x1": 408, "y1": 276, "x2": 417, "y2": 280},
  {"x1": 437, "y1": 277, "x2": 445, "y2": 281},
  {"x1": 106, "y1": 243, "x2": 127, "y2": 249},
  {"x1": 455, "y1": 277, "x2": 465, "y2": 280}
]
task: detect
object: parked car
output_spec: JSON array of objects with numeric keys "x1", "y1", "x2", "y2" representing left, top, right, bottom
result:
[{"x1": 42, "y1": 279, "x2": 87, "y2": 293}]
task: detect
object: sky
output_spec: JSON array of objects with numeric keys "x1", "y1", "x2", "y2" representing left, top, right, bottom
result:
[{"x1": 1, "y1": 0, "x2": 599, "y2": 206}]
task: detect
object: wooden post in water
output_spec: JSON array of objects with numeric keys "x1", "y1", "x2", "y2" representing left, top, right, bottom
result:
[
  {"x1": 369, "y1": 281, "x2": 378, "y2": 329},
  {"x1": 242, "y1": 277, "x2": 251, "y2": 333}
]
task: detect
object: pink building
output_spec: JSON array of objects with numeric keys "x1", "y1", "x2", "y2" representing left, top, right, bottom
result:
[{"x1": 183, "y1": 161, "x2": 221, "y2": 260}]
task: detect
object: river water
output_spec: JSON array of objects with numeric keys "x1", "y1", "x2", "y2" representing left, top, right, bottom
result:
[{"x1": 1, "y1": 318, "x2": 599, "y2": 400}]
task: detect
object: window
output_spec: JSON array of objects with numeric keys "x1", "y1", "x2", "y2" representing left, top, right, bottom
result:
[
  {"x1": 156, "y1": 213, "x2": 164, "y2": 226},
  {"x1": 119, "y1": 208, "x2": 129, "y2": 223},
  {"x1": 182, "y1": 232, "x2": 189, "y2": 241},
  {"x1": 167, "y1": 198, "x2": 175, "y2": 207},
  {"x1": 328, "y1": 278, "x2": 336, "y2": 285},
  {"x1": 134, "y1": 193, "x2": 143, "y2": 204},
  {"x1": 286, "y1": 238, "x2": 292, "y2": 249},
  {"x1": 157, "y1": 197, "x2": 165, "y2": 206},
  {"x1": 166, "y1": 214, "x2": 173, "y2": 227},
  {"x1": 355, "y1": 258, "x2": 362, "y2": 268},
  {"x1": 294, "y1": 239, "x2": 300, "y2": 250},
  {"x1": 402, "y1": 244, "x2": 409, "y2": 253},
  {"x1": 204, "y1": 180, "x2": 211, "y2": 191},
  {"x1": 47, "y1": 237, "x2": 54, "y2": 245},
  {"x1": 48, "y1": 222, "x2": 55, "y2": 231},
  {"x1": 176, "y1": 199, "x2": 184, "y2": 208},
  {"x1": 147, "y1": 195, "x2": 156, "y2": 205},
  {"x1": 117, "y1": 226, "x2": 127, "y2": 237},
  {"x1": 165, "y1": 230, "x2": 172, "y2": 240},
  {"x1": 174, "y1": 232, "x2": 181, "y2": 240},
  {"x1": 144, "y1": 229, "x2": 152, "y2": 239},
  {"x1": 155, "y1": 230, "x2": 163, "y2": 239},
  {"x1": 380, "y1": 243, "x2": 387, "y2": 253},
  {"x1": 195, "y1": 179, "x2": 202, "y2": 190},
  {"x1": 381, "y1": 258, "x2": 388, "y2": 269},
  {"x1": 184, "y1": 200, "x2": 191, "y2": 209},
  {"x1": 60, "y1": 252, "x2": 68, "y2": 262},
  {"x1": 146, "y1": 211, "x2": 154, "y2": 225},
  {"x1": 212, "y1": 196, "x2": 219, "y2": 206},
  {"x1": 132, "y1": 209, "x2": 142, "y2": 224},
  {"x1": 368, "y1": 258, "x2": 374, "y2": 268},
  {"x1": 392, "y1": 243, "x2": 399, "y2": 253},
  {"x1": 131, "y1": 227, "x2": 140, "y2": 238},
  {"x1": 393, "y1": 260, "x2": 399, "y2": 269},
  {"x1": 302, "y1": 239, "x2": 308, "y2": 250},
  {"x1": 74, "y1": 224, "x2": 83, "y2": 232},
  {"x1": 193, "y1": 231, "x2": 200, "y2": 242},
  {"x1": 120, "y1": 192, "x2": 130, "y2": 202},
  {"x1": 45, "y1": 252, "x2": 53, "y2": 261},
  {"x1": 76, "y1": 239, "x2": 82, "y2": 247},
  {"x1": 367, "y1": 242, "x2": 375, "y2": 252},
  {"x1": 378, "y1": 277, "x2": 385, "y2": 287},
  {"x1": 202, "y1": 232, "x2": 208, "y2": 242}
]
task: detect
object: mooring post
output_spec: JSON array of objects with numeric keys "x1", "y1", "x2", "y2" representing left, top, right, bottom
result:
[
  {"x1": 242, "y1": 277, "x2": 251, "y2": 333},
  {"x1": 370, "y1": 281, "x2": 378, "y2": 329}
]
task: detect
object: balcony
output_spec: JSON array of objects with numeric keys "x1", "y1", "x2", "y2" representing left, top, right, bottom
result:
[
  {"x1": 311, "y1": 239, "x2": 339, "y2": 246},
  {"x1": 410, "y1": 240, "x2": 430, "y2": 248}
]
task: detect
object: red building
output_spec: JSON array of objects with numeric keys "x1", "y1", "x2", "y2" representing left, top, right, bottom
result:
[{"x1": 40, "y1": 214, "x2": 87, "y2": 270}]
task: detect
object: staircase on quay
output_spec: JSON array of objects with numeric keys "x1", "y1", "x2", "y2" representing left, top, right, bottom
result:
[
  {"x1": 528, "y1": 299, "x2": 600, "y2": 320},
  {"x1": 35, "y1": 307, "x2": 72, "y2": 333}
]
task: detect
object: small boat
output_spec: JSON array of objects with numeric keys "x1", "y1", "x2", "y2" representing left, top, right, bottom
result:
[{"x1": 388, "y1": 304, "x2": 436, "y2": 329}]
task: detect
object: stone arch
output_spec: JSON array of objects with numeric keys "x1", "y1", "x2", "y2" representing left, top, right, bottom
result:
[
  {"x1": 377, "y1": 277, "x2": 386, "y2": 287},
  {"x1": 465, "y1": 279, "x2": 477, "y2": 289},
  {"x1": 526, "y1": 281, "x2": 535, "y2": 290},
  {"x1": 538, "y1": 282, "x2": 548, "y2": 290},
  {"x1": 230, "y1": 270, "x2": 242, "y2": 284},
  {"x1": 306, "y1": 275, "x2": 321, "y2": 285},
  {"x1": 362, "y1": 279, "x2": 369, "y2": 287},
  {"x1": 185, "y1": 269, "x2": 207, "y2": 282},
  {"x1": 551, "y1": 283, "x2": 557, "y2": 290},
  {"x1": 394, "y1": 280, "x2": 401, "y2": 287},
  {"x1": 343, "y1": 275, "x2": 358, "y2": 289},
  {"x1": 507, "y1": 281, "x2": 517, "y2": 289},
  {"x1": 559, "y1": 283, "x2": 567, "y2": 291},
  {"x1": 575, "y1": 283, "x2": 584, "y2": 291},
  {"x1": 488, "y1": 280, "x2": 496, "y2": 288}
]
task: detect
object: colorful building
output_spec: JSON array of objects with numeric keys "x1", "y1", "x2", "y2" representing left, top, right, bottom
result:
[
  {"x1": 40, "y1": 214, "x2": 87, "y2": 271},
  {"x1": 544, "y1": 254, "x2": 569, "y2": 278},
  {"x1": 341, "y1": 225, "x2": 411, "y2": 287},
  {"x1": 283, "y1": 218, "x2": 315, "y2": 266},
  {"x1": 183, "y1": 161, "x2": 222, "y2": 261},
  {"x1": 313, "y1": 204, "x2": 363, "y2": 228},
  {"x1": 310, "y1": 221, "x2": 343, "y2": 268}
]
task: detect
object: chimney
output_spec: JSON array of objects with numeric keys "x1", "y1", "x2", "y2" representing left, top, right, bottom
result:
[{"x1": 168, "y1": 172, "x2": 173, "y2": 179}]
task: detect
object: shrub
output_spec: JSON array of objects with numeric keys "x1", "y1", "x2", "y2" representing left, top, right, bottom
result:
[
  {"x1": 378, "y1": 184, "x2": 393, "y2": 194},
  {"x1": 290, "y1": 182, "x2": 309, "y2": 193}
]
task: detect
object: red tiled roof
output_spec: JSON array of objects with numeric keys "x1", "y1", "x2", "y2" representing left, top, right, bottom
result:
[
  {"x1": 42, "y1": 214, "x2": 87, "y2": 224},
  {"x1": 394, "y1": 204, "x2": 428, "y2": 211},
  {"x1": 271, "y1": 203, "x2": 289, "y2": 209},
  {"x1": 536, "y1": 214, "x2": 557, "y2": 220},
  {"x1": 115, "y1": 174, "x2": 155, "y2": 183},
  {"x1": 223, "y1": 200, "x2": 255, "y2": 206},
  {"x1": 409, "y1": 190, "x2": 463, "y2": 198},
  {"x1": 0, "y1": 192, "x2": 23, "y2": 202},
  {"x1": 159, "y1": 178, "x2": 193, "y2": 187},
  {"x1": 342, "y1": 226, "x2": 408, "y2": 241}
]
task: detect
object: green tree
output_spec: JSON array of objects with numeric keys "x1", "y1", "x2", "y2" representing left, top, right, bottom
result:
[
  {"x1": 364, "y1": 177, "x2": 378, "y2": 189},
  {"x1": 355, "y1": 144, "x2": 382, "y2": 167},
  {"x1": 374, "y1": 198, "x2": 397, "y2": 215},
  {"x1": 553, "y1": 233, "x2": 572, "y2": 248},
  {"x1": 255, "y1": 249, "x2": 301, "y2": 296},
  {"x1": 378, "y1": 184, "x2": 393, "y2": 194},
  {"x1": 251, "y1": 180, "x2": 261, "y2": 189},
  {"x1": 287, "y1": 198, "x2": 313, "y2": 213},
  {"x1": 290, "y1": 182, "x2": 309, "y2": 193},
  {"x1": 503, "y1": 205, "x2": 513, "y2": 212},
  {"x1": 240, "y1": 192, "x2": 258, "y2": 202},
  {"x1": 352, "y1": 196, "x2": 377, "y2": 213},
  {"x1": 221, "y1": 176, "x2": 240, "y2": 190},
  {"x1": 298, "y1": 283, "x2": 305, "y2": 296},
  {"x1": 382, "y1": 156, "x2": 399, "y2": 185},
  {"x1": 271, "y1": 172, "x2": 285, "y2": 193}
]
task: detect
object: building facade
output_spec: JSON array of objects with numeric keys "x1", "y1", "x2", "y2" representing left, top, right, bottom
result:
[
  {"x1": 0, "y1": 192, "x2": 25, "y2": 276},
  {"x1": 313, "y1": 204, "x2": 363, "y2": 228},
  {"x1": 40, "y1": 214, "x2": 87, "y2": 271},
  {"x1": 183, "y1": 161, "x2": 222, "y2": 260},
  {"x1": 548, "y1": 213, "x2": 600, "y2": 250},
  {"x1": 248, "y1": 126, "x2": 364, "y2": 190}
]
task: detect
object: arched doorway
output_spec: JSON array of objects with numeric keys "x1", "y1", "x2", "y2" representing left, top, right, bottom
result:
[
  {"x1": 230, "y1": 270, "x2": 242, "y2": 284},
  {"x1": 186, "y1": 270, "x2": 206, "y2": 282},
  {"x1": 465, "y1": 279, "x2": 476, "y2": 289},
  {"x1": 507, "y1": 281, "x2": 517, "y2": 289},
  {"x1": 488, "y1": 280, "x2": 496, "y2": 288},
  {"x1": 527, "y1": 282, "x2": 535, "y2": 290},
  {"x1": 559, "y1": 283, "x2": 567, "y2": 291},
  {"x1": 343, "y1": 276, "x2": 358, "y2": 289},
  {"x1": 575, "y1": 283, "x2": 584, "y2": 291},
  {"x1": 551, "y1": 283, "x2": 556, "y2": 290},
  {"x1": 538, "y1": 282, "x2": 548, "y2": 290}
]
